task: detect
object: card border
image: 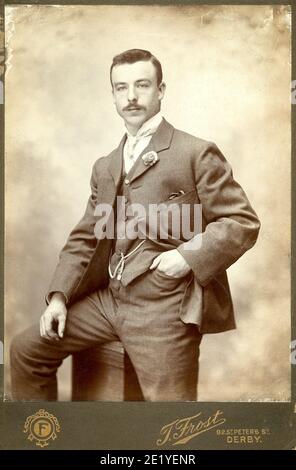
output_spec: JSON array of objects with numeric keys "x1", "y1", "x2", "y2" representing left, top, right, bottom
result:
[{"x1": 0, "y1": 0, "x2": 295, "y2": 451}]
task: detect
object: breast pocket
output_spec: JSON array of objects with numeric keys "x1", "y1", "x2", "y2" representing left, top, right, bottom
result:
[
  {"x1": 164, "y1": 189, "x2": 197, "y2": 206},
  {"x1": 156, "y1": 189, "x2": 200, "y2": 243}
]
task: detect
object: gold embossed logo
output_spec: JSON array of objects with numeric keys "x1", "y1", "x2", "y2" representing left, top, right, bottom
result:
[{"x1": 23, "y1": 409, "x2": 61, "y2": 447}]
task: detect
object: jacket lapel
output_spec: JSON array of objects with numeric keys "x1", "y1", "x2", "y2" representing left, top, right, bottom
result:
[
  {"x1": 95, "y1": 138, "x2": 125, "y2": 241},
  {"x1": 106, "y1": 118, "x2": 174, "y2": 190},
  {"x1": 129, "y1": 119, "x2": 174, "y2": 184},
  {"x1": 108, "y1": 134, "x2": 125, "y2": 188}
]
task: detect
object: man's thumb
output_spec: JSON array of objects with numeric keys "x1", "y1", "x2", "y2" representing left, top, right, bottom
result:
[
  {"x1": 58, "y1": 316, "x2": 66, "y2": 338},
  {"x1": 150, "y1": 255, "x2": 161, "y2": 270}
]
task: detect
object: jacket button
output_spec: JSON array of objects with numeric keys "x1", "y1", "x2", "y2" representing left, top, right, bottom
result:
[{"x1": 124, "y1": 179, "x2": 130, "y2": 185}]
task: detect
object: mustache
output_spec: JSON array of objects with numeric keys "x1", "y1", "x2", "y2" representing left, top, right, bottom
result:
[{"x1": 123, "y1": 105, "x2": 145, "y2": 111}]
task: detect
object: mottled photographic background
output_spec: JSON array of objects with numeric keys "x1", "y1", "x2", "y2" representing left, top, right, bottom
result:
[{"x1": 4, "y1": 4, "x2": 291, "y2": 401}]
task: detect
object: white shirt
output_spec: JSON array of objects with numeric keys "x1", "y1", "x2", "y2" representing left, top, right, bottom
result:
[{"x1": 123, "y1": 112, "x2": 163, "y2": 174}]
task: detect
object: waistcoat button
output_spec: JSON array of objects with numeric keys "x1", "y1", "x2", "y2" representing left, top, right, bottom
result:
[{"x1": 124, "y1": 179, "x2": 130, "y2": 185}]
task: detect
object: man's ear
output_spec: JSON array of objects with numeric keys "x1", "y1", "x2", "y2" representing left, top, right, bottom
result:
[{"x1": 158, "y1": 82, "x2": 166, "y2": 101}]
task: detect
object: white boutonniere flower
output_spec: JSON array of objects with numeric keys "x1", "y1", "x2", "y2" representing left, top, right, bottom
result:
[{"x1": 142, "y1": 151, "x2": 159, "y2": 167}]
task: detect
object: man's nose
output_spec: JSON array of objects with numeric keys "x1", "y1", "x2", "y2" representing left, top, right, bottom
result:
[{"x1": 127, "y1": 86, "x2": 138, "y2": 102}]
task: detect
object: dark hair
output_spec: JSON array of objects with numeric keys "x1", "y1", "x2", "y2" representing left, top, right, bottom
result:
[{"x1": 110, "y1": 49, "x2": 163, "y2": 86}]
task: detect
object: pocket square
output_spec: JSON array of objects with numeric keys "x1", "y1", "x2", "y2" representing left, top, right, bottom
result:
[{"x1": 168, "y1": 190, "x2": 186, "y2": 200}]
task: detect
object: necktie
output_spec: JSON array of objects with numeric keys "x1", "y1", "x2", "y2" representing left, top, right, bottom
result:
[
  {"x1": 126, "y1": 126, "x2": 158, "y2": 163},
  {"x1": 126, "y1": 135, "x2": 139, "y2": 163}
]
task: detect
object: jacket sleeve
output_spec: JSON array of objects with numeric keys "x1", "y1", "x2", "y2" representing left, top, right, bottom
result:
[
  {"x1": 177, "y1": 142, "x2": 261, "y2": 286},
  {"x1": 46, "y1": 162, "x2": 99, "y2": 303}
]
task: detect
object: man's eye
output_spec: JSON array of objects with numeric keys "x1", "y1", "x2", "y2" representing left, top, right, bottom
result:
[
  {"x1": 116, "y1": 86, "x2": 126, "y2": 91},
  {"x1": 137, "y1": 83, "x2": 149, "y2": 88}
]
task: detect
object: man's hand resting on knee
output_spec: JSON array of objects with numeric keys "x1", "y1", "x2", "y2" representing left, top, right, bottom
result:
[{"x1": 40, "y1": 292, "x2": 67, "y2": 341}]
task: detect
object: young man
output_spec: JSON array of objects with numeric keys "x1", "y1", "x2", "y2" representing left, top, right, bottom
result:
[{"x1": 10, "y1": 49, "x2": 260, "y2": 401}]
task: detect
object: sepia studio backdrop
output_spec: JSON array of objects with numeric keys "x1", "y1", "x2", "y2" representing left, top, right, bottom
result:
[{"x1": 4, "y1": 5, "x2": 291, "y2": 401}]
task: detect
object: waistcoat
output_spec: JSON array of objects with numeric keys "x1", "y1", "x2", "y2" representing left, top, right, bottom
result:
[{"x1": 108, "y1": 151, "x2": 162, "y2": 286}]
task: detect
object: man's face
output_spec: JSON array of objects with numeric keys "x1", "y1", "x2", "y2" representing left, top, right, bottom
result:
[{"x1": 111, "y1": 60, "x2": 165, "y2": 133}]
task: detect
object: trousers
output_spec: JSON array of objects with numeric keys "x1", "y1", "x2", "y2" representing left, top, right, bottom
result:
[{"x1": 10, "y1": 268, "x2": 202, "y2": 401}]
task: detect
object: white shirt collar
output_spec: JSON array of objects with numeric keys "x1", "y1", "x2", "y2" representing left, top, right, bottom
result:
[{"x1": 125, "y1": 111, "x2": 163, "y2": 140}]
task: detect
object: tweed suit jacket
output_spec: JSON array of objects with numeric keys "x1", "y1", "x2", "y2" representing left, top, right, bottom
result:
[{"x1": 47, "y1": 119, "x2": 260, "y2": 333}]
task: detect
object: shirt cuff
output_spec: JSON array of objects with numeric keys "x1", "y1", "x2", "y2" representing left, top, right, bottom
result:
[{"x1": 45, "y1": 291, "x2": 69, "y2": 306}]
